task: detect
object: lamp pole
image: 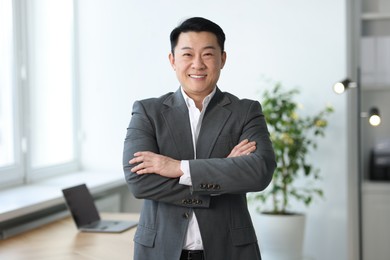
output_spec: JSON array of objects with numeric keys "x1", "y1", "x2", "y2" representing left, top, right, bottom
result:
[{"x1": 356, "y1": 67, "x2": 363, "y2": 260}]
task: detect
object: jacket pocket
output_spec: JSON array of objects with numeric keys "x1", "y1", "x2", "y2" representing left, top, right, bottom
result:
[
  {"x1": 230, "y1": 226, "x2": 257, "y2": 246},
  {"x1": 134, "y1": 225, "x2": 157, "y2": 248}
]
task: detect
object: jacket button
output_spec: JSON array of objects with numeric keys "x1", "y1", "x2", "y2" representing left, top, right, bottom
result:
[
  {"x1": 183, "y1": 212, "x2": 190, "y2": 219},
  {"x1": 182, "y1": 199, "x2": 187, "y2": 204},
  {"x1": 214, "y1": 184, "x2": 221, "y2": 190}
]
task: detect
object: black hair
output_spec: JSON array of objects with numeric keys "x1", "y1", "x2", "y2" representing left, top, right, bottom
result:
[{"x1": 170, "y1": 17, "x2": 225, "y2": 55}]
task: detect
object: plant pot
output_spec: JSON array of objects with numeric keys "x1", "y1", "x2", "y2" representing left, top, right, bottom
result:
[{"x1": 252, "y1": 212, "x2": 306, "y2": 260}]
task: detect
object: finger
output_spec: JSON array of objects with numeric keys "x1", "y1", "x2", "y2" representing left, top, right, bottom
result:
[
  {"x1": 135, "y1": 168, "x2": 151, "y2": 175},
  {"x1": 235, "y1": 141, "x2": 255, "y2": 153},
  {"x1": 135, "y1": 163, "x2": 158, "y2": 175},
  {"x1": 129, "y1": 158, "x2": 137, "y2": 164},
  {"x1": 243, "y1": 144, "x2": 257, "y2": 155},
  {"x1": 235, "y1": 139, "x2": 249, "y2": 148},
  {"x1": 131, "y1": 162, "x2": 144, "y2": 172},
  {"x1": 130, "y1": 151, "x2": 157, "y2": 164},
  {"x1": 129, "y1": 155, "x2": 144, "y2": 164},
  {"x1": 131, "y1": 151, "x2": 153, "y2": 160},
  {"x1": 241, "y1": 141, "x2": 256, "y2": 150},
  {"x1": 232, "y1": 140, "x2": 249, "y2": 152},
  {"x1": 133, "y1": 151, "x2": 145, "y2": 157},
  {"x1": 131, "y1": 162, "x2": 153, "y2": 174},
  {"x1": 231, "y1": 142, "x2": 256, "y2": 157},
  {"x1": 227, "y1": 147, "x2": 244, "y2": 158}
]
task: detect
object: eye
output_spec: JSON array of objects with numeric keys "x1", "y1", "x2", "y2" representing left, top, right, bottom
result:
[
  {"x1": 204, "y1": 53, "x2": 213, "y2": 56},
  {"x1": 183, "y1": 53, "x2": 192, "y2": 57}
]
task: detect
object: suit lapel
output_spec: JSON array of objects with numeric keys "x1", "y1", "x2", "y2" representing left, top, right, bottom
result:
[
  {"x1": 196, "y1": 88, "x2": 232, "y2": 159},
  {"x1": 161, "y1": 89, "x2": 195, "y2": 160}
]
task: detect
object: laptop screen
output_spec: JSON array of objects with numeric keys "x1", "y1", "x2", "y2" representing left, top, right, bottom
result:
[{"x1": 62, "y1": 184, "x2": 101, "y2": 227}]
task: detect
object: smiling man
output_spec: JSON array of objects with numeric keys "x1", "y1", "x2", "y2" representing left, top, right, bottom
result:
[
  {"x1": 123, "y1": 17, "x2": 276, "y2": 260},
  {"x1": 169, "y1": 30, "x2": 226, "y2": 110}
]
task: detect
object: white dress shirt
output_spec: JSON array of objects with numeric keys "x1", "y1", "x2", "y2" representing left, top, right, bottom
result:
[{"x1": 179, "y1": 86, "x2": 216, "y2": 250}]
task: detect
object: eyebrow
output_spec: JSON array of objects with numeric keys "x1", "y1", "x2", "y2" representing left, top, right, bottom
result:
[{"x1": 180, "y1": 46, "x2": 217, "y2": 51}]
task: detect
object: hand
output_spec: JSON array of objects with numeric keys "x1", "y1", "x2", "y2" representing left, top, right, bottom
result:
[
  {"x1": 227, "y1": 139, "x2": 256, "y2": 158},
  {"x1": 129, "y1": 151, "x2": 183, "y2": 178}
]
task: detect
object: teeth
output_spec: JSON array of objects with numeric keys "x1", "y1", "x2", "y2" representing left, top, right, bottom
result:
[{"x1": 190, "y1": 75, "x2": 206, "y2": 79}]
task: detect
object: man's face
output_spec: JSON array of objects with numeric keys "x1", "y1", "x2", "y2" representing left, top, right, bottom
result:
[{"x1": 169, "y1": 31, "x2": 226, "y2": 100}]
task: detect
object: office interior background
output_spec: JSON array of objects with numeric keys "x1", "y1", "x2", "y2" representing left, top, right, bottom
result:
[{"x1": 1, "y1": 0, "x2": 390, "y2": 259}]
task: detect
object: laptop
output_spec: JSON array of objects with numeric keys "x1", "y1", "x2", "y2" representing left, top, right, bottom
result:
[{"x1": 62, "y1": 183, "x2": 138, "y2": 233}]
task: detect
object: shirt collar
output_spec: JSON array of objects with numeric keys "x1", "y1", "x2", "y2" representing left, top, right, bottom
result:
[{"x1": 180, "y1": 87, "x2": 216, "y2": 110}]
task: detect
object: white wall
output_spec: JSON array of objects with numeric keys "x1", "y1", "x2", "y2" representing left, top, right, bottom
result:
[{"x1": 77, "y1": 1, "x2": 349, "y2": 259}]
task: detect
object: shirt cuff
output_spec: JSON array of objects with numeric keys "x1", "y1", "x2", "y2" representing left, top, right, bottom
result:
[{"x1": 179, "y1": 160, "x2": 192, "y2": 186}]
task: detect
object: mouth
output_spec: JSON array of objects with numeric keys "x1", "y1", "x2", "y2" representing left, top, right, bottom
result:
[{"x1": 189, "y1": 74, "x2": 206, "y2": 79}]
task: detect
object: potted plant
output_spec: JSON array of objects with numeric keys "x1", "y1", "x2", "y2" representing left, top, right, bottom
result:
[{"x1": 249, "y1": 81, "x2": 334, "y2": 259}]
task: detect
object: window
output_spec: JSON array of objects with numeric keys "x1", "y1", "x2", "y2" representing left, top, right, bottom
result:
[
  {"x1": 0, "y1": 0, "x2": 78, "y2": 188},
  {"x1": 0, "y1": 0, "x2": 15, "y2": 169}
]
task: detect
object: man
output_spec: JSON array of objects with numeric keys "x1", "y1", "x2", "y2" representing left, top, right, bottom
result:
[{"x1": 123, "y1": 17, "x2": 275, "y2": 260}]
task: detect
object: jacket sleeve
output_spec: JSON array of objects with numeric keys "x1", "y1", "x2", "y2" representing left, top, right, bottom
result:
[
  {"x1": 123, "y1": 100, "x2": 210, "y2": 208},
  {"x1": 189, "y1": 101, "x2": 276, "y2": 195}
]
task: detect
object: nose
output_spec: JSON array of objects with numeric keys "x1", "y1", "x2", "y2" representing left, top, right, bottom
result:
[{"x1": 192, "y1": 56, "x2": 205, "y2": 70}]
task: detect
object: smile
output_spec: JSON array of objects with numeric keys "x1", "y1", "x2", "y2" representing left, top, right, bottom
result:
[{"x1": 189, "y1": 74, "x2": 206, "y2": 79}]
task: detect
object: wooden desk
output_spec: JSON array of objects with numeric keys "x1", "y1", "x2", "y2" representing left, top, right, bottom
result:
[{"x1": 0, "y1": 213, "x2": 139, "y2": 260}]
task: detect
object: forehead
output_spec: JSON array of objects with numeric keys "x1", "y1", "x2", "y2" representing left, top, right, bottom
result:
[{"x1": 176, "y1": 31, "x2": 220, "y2": 51}]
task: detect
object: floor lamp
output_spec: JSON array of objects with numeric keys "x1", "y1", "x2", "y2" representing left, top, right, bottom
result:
[{"x1": 333, "y1": 76, "x2": 363, "y2": 260}]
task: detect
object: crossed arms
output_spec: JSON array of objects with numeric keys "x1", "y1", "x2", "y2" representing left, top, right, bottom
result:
[
  {"x1": 123, "y1": 98, "x2": 276, "y2": 206},
  {"x1": 129, "y1": 139, "x2": 256, "y2": 177}
]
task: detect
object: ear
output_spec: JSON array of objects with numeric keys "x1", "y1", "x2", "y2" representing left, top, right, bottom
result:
[
  {"x1": 221, "y1": 51, "x2": 227, "y2": 69},
  {"x1": 168, "y1": 52, "x2": 176, "y2": 70}
]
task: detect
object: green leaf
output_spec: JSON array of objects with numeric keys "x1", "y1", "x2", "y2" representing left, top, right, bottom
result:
[{"x1": 250, "y1": 79, "x2": 334, "y2": 214}]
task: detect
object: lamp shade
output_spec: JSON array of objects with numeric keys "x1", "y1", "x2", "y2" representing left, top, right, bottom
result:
[
  {"x1": 369, "y1": 107, "x2": 381, "y2": 126},
  {"x1": 333, "y1": 78, "x2": 357, "y2": 94}
]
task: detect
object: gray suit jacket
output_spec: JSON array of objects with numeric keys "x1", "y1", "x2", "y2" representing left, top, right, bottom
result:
[{"x1": 123, "y1": 88, "x2": 276, "y2": 260}]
